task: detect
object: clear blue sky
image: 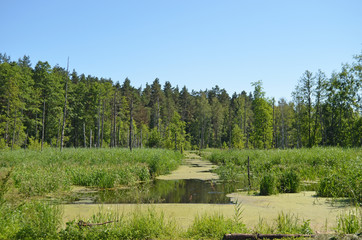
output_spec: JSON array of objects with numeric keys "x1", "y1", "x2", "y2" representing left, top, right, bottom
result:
[{"x1": 2, "y1": 0, "x2": 362, "y2": 100}]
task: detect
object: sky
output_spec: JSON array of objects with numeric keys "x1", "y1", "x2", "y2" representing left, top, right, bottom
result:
[{"x1": 1, "y1": 0, "x2": 362, "y2": 100}]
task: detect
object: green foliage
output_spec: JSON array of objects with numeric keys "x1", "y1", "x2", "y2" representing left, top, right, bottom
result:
[
  {"x1": 147, "y1": 127, "x2": 162, "y2": 148},
  {"x1": 0, "y1": 138, "x2": 8, "y2": 149},
  {"x1": 27, "y1": 137, "x2": 48, "y2": 150},
  {"x1": 231, "y1": 124, "x2": 244, "y2": 149},
  {"x1": 1, "y1": 52, "x2": 362, "y2": 150},
  {"x1": 251, "y1": 80, "x2": 273, "y2": 149}
]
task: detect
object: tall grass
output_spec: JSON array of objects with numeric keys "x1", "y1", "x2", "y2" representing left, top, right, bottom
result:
[
  {"x1": 1, "y1": 201, "x2": 360, "y2": 239},
  {"x1": 1, "y1": 148, "x2": 183, "y2": 197},
  {"x1": 336, "y1": 209, "x2": 362, "y2": 234},
  {"x1": 205, "y1": 147, "x2": 362, "y2": 203},
  {"x1": 59, "y1": 207, "x2": 180, "y2": 240},
  {"x1": 0, "y1": 202, "x2": 61, "y2": 239}
]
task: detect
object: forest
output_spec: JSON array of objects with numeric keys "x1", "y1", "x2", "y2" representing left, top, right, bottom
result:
[{"x1": 0, "y1": 52, "x2": 361, "y2": 151}]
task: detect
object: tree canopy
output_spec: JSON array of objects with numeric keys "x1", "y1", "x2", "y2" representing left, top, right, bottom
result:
[{"x1": 0, "y1": 52, "x2": 361, "y2": 150}]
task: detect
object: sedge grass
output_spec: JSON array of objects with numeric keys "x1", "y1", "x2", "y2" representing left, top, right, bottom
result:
[
  {"x1": 205, "y1": 147, "x2": 361, "y2": 203},
  {"x1": 1, "y1": 148, "x2": 183, "y2": 197}
]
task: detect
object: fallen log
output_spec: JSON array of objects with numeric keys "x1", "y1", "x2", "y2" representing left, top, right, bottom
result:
[
  {"x1": 223, "y1": 233, "x2": 316, "y2": 239},
  {"x1": 77, "y1": 220, "x2": 118, "y2": 228},
  {"x1": 223, "y1": 233, "x2": 361, "y2": 240}
]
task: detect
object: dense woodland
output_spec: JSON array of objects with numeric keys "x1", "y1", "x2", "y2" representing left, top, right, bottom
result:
[{"x1": 0, "y1": 52, "x2": 361, "y2": 150}]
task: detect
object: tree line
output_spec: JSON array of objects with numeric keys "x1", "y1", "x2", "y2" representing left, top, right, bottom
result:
[{"x1": 0, "y1": 52, "x2": 361, "y2": 151}]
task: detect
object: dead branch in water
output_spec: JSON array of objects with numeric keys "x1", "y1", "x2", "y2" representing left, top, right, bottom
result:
[{"x1": 223, "y1": 233, "x2": 361, "y2": 240}]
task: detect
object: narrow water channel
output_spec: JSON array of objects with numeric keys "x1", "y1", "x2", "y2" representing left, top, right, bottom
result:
[
  {"x1": 67, "y1": 153, "x2": 240, "y2": 204},
  {"x1": 68, "y1": 179, "x2": 240, "y2": 204}
]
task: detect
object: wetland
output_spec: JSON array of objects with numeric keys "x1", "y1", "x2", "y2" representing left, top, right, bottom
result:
[{"x1": 0, "y1": 148, "x2": 361, "y2": 239}]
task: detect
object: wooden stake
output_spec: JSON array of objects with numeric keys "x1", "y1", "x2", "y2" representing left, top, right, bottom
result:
[
  {"x1": 60, "y1": 57, "x2": 69, "y2": 151},
  {"x1": 247, "y1": 156, "x2": 251, "y2": 190}
]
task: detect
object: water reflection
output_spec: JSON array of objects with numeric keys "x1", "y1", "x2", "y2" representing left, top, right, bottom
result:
[{"x1": 68, "y1": 179, "x2": 240, "y2": 204}]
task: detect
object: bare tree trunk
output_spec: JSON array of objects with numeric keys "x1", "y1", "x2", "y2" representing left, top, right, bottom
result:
[
  {"x1": 100, "y1": 100, "x2": 105, "y2": 148},
  {"x1": 89, "y1": 129, "x2": 92, "y2": 148},
  {"x1": 140, "y1": 127, "x2": 142, "y2": 148},
  {"x1": 4, "y1": 96, "x2": 10, "y2": 143},
  {"x1": 11, "y1": 109, "x2": 17, "y2": 150},
  {"x1": 157, "y1": 96, "x2": 160, "y2": 132},
  {"x1": 110, "y1": 116, "x2": 113, "y2": 148},
  {"x1": 129, "y1": 99, "x2": 133, "y2": 151},
  {"x1": 272, "y1": 98, "x2": 276, "y2": 148},
  {"x1": 113, "y1": 92, "x2": 117, "y2": 147},
  {"x1": 60, "y1": 58, "x2": 69, "y2": 151},
  {"x1": 41, "y1": 100, "x2": 46, "y2": 151},
  {"x1": 246, "y1": 130, "x2": 249, "y2": 149},
  {"x1": 308, "y1": 94, "x2": 312, "y2": 147},
  {"x1": 83, "y1": 122, "x2": 86, "y2": 148},
  {"x1": 35, "y1": 113, "x2": 38, "y2": 140},
  {"x1": 320, "y1": 105, "x2": 324, "y2": 146},
  {"x1": 244, "y1": 97, "x2": 247, "y2": 148},
  {"x1": 97, "y1": 99, "x2": 101, "y2": 148},
  {"x1": 56, "y1": 117, "x2": 61, "y2": 148},
  {"x1": 281, "y1": 105, "x2": 285, "y2": 149},
  {"x1": 247, "y1": 156, "x2": 251, "y2": 189},
  {"x1": 25, "y1": 129, "x2": 28, "y2": 149},
  {"x1": 174, "y1": 132, "x2": 177, "y2": 151},
  {"x1": 243, "y1": 97, "x2": 247, "y2": 134}
]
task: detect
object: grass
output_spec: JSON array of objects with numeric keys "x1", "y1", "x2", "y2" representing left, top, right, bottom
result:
[
  {"x1": 59, "y1": 207, "x2": 179, "y2": 240},
  {"x1": 0, "y1": 148, "x2": 183, "y2": 199},
  {"x1": 203, "y1": 147, "x2": 362, "y2": 203},
  {"x1": 336, "y1": 209, "x2": 362, "y2": 234},
  {"x1": 0, "y1": 147, "x2": 361, "y2": 239}
]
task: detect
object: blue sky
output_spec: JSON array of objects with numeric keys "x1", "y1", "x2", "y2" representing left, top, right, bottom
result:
[{"x1": 2, "y1": 0, "x2": 362, "y2": 100}]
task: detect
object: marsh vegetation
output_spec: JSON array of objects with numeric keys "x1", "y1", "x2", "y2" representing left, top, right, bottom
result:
[
  {"x1": 0, "y1": 147, "x2": 361, "y2": 239},
  {"x1": 205, "y1": 147, "x2": 361, "y2": 204}
]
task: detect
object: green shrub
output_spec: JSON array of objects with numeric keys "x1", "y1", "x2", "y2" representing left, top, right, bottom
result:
[
  {"x1": 278, "y1": 170, "x2": 300, "y2": 193},
  {"x1": 260, "y1": 173, "x2": 277, "y2": 196}
]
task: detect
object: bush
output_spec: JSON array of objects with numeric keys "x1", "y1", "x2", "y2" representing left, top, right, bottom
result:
[
  {"x1": 260, "y1": 173, "x2": 277, "y2": 196},
  {"x1": 278, "y1": 170, "x2": 300, "y2": 193}
]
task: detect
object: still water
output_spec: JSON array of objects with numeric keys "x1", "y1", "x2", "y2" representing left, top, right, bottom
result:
[{"x1": 68, "y1": 179, "x2": 240, "y2": 204}]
